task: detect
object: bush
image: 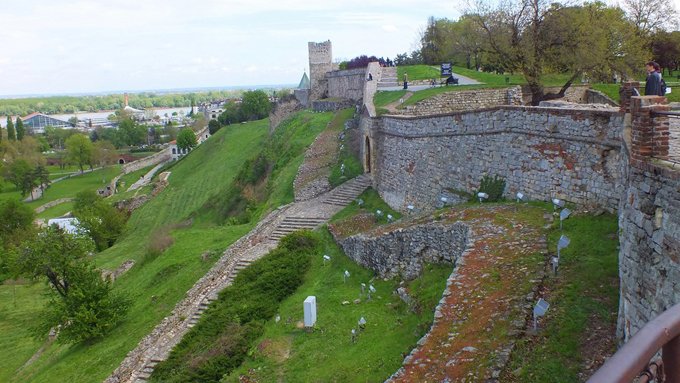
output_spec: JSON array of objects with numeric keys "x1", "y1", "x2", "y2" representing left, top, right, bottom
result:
[
  {"x1": 477, "y1": 175, "x2": 506, "y2": 202},
  {"x1": 150, "y1": 231, "x2": 318, "y2": 383}
]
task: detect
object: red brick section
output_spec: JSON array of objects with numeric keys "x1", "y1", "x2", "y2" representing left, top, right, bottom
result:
[{"x1": 630, "y1": 96, "x2": 670, "y2": 162}]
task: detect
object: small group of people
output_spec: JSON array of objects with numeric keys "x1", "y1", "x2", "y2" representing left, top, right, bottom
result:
[{"x1": 645, "y1": 61, "x2": 667, "y2": 96}]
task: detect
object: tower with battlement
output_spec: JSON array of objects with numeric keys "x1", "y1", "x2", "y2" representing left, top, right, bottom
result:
[{"x1": 308, "y1": 40, "x2": 336, "y2": 101}]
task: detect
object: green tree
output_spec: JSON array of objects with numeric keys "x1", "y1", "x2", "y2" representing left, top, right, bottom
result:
[
  {"x1": 117, "y1": 118, "x2": 145, "y2": 147},
  {"x1": 6, "y1": 159, "x2": 37, "y2": 198},
  {"x1": 0, "y1": 199, "x2": 35, "y2": 281},
  {"x1": 218, "y1": 102, "x2": 243, "y2": 125},
  {"x1": 208, "y1": 119, "x2": 222, "y2": 135},
  {"x1": 72, "y1": 191, "x2": 127, "y2": 251},
  {"x1": 93, "y1": 140, "x2": 118, "y2": 167},
  {"x1": 15, "y1": 117, "x2": 25, "y2": 140},
  {"x1": 65, "y1": 134, "x2": 94, "y2": 172},
  {"x1": 0, "y1": 199, "x2": 34, "y2": 247},
  {"x1": 240, "y1": 90, "x2": 272, "y2": 121},
  {"x1": 13, "y1": 226, "x2": 130, "y2": 344},
  {"x1": 6, "y1": 116, "x2": 15, "y2": 141},
  {"x1": 34, "y1": 165, "x2": 50, "y2": 195},
  {"x1": 176, "y1": 128, "x2": 197, "y2": 152}
]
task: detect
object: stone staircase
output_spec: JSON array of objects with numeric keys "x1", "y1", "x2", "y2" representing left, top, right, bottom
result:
[
  {"x1": 378, "y1": 67, "x2": 398, "y2": 89},
  {"x1": 134, "y1": 358, "x2": 162, "y2": 382},
  {"x1": 107, "y1": 174, "x2": 374, "y2": 383},
  {"x1": 323, "y1": 174, "x2": 372, "y2": 206},
  {"x1": 269, "y1": 217, "x2": 327, "y2": 241}
]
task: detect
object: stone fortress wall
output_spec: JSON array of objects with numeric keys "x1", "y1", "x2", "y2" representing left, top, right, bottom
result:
[
  {"x1": 326, "y1": 68, "x2": 367, "y2": 101},
  {"x1": 616, "y1": 88, "x2": 680, "y2": 342},
  {"x1": 363, "y1": 106, "x2": 623, "y2": 212}
]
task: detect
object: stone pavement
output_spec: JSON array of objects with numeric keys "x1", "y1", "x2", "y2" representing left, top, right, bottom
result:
[{"x1": 105, "y1": 174, "x2": 372, "y2": 383}]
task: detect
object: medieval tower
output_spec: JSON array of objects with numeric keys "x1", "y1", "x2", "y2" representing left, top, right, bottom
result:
[{"x1": 308, "y1": 40, "x2": 336, "y2": 101}]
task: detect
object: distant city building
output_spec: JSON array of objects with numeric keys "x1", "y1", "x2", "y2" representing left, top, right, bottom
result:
[
  {"x1": 169, "y1": 140, "x2": 189, "y2": 160},
  {"x1": 22, "y1": 112, "x2": 73, "y2": 134}
]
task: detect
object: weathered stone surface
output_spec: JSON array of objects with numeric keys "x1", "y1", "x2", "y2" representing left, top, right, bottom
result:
[
  {"x1": 336, "y1": 222, "x2": 468, "y2": 280},
  {"x1": 364, "y1": 106, "x2": 623, "y2": 213}
]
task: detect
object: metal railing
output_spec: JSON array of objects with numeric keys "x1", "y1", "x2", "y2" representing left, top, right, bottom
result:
[{"x1": 587, "y1": 302, "x2": 680, "y2": 383}]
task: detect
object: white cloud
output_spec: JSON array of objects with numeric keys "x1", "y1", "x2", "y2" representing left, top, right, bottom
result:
[{"x1": 0, "y1": 0, "x2": 462, "y2": 95}]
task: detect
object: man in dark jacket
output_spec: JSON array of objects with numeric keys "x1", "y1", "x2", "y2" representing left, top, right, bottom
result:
[{"x1": 645, "y1": 61, "x2": 664, "y2": 96}]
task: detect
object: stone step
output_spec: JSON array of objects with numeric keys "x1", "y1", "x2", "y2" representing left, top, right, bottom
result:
[{"x1": 276, "y1": 222, "x2": 324, "y2": 229}]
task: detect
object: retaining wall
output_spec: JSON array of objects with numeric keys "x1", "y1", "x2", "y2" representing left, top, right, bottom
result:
[
  {"x1": 393, "y1": 87, "x2": 523, "y2": 116},
  {"x1": 335, "y1": 222, "x2": 469, "y2": 280},
  {"x1": 367, "y1": 106, "x2": 624, "y2": 212},
  {"x1": 327, "y1": 68, "x2": 366, "y2": 101}
]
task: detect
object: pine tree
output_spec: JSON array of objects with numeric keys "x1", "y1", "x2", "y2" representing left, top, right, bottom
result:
[
  {"x1": 6, "y1": 116, "x2": 15, "y2": 141},
  {"x1": 15, "y1": 117, "x2": 25, "y2": 140}
]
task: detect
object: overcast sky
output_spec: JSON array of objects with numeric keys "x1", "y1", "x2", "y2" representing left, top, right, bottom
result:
[{"x1": 0, "y1": 0, "x2": 463, "y2": 96}]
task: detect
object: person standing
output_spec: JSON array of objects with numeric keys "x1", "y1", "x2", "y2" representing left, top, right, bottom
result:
[
  {"x1": 645, "y1": 61, "x2": 663, "y2": 96},
  {"x1": 403, "y1": 73, "x2": 408, "y2": 90}
]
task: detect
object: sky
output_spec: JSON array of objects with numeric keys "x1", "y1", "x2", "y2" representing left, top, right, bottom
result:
[{"x1": 0, "y1": 0, "x2": 463, "y2": 96}]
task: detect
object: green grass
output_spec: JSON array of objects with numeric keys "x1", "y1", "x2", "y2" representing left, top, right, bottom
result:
[
  {"x1": 373, "y1": 90, "x2": 408, "y2": 108},
  {"x1": 7, "y1": 121, "x2": 270, "y2": 383},
  {"x1": 328, "y1": 108, "x2": 363, "y2": 187},
  {"x1": 116, "y1": 165, "x2": 156, "y2": 192},
  {"x1": 36, "y1": 201, "x2": 74, "y2": 220},
  {"x1": 25, "y1": 167, "x2": 121, "y2": 209},
  {"x1": 331, "y1": 187, "x2": 401, "y2": 225},
  {"x1": 503, "y1": 212, "x2": 619, "y2": 382},
  {"x1": 222, "y1": 229, "x2": 451, "y2": 383},
  {"x1": 398, "y1": 64, "x2": 441, "y2": 81},
  {"x1": 9, "y1": 111, "x2": 336, "y2": 383},
  {"x1": 0, "y1": 282, "x2": 46, "y2": 383}
]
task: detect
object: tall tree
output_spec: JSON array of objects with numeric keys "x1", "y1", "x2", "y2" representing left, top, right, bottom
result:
[
  {"x1": 15, "y1": 117, "x2": 25, "y2": 140},
  {"x1": 240, "y1": 90, "x2": 272, "y2": 121},
  {"x1": 72, "y1": 191, "x2": 127, "y2": 251},
  {"x1": 34, "y1": 165, "x2": 50, "y2": 195},
  {"x1": 13, "y1": 226, "x2": 130, "y2": 344},
  {"x1": 65, "y1": 134, "x2": 94, "y2": 173},
  {"x1": 6, "y1": 116, "x2": 15, "y2": 141},
  {"x1": 623, "y1": 0, "x2": 678, "y2": 37},
  {"x1": 471, "y1": 0, "x2": 644, "y2": 104},
  {"x1": 176, "y1": 128, "x2": 197, "y2": 152}
]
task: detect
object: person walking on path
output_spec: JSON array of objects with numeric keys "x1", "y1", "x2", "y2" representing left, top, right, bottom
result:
[
  {"x1": 403, "y1": 73, "x2": 408, "y2": 90},
  {"x1": 645, "y1": 61, "x2": 664, "y2": 96}
]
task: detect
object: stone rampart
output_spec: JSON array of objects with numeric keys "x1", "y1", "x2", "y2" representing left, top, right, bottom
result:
[
  {"x1": 586, "y1": 89, "x2": 618, "y2": 106},
  {"x1": 269, "y1": 97, "x2": 302, "y2": 133},
  {"x1": 369, "y1": 106, "x2": 624, "y2": 212},
  {"x1": 335, "y1": 222, "x2": 469, "y2": 280},
  {"x1": 312, "y1": 99, "x2": 354, "y2": 112},
  {"x1": 520, "y1": 85, "x2": 589, "y2": 105},
  {"x1": 122, "y1": 148, "x2": 171, "y2": 174},
  {"x1": 394, "y1": 87, "x2": 523, "y2": 116},
  {"x1": 617, "y1": 92, "x2": 680, "y2": 342},
  {"x1": 326, "y1": 68, "x2": 366, "y2": 101}
]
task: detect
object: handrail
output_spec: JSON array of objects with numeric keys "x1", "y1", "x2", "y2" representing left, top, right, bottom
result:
[
  {"x1": 652, "y1": 110, "x2": 680, "y2": 117},
  {"x1": 587, "y1": 302, "x2": 680, "y2": 383}
]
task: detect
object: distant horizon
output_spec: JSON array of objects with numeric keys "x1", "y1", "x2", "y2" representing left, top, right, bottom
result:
[{"x1": 0, "y1": 83, "x2": 298, "y2": 100}]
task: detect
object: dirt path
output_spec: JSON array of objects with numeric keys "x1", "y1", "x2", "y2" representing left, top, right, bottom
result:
[
  {"x1": 383, "y1": 92, "x2": 414, "y2": 113},
  {"x1": 388, "y1": 206, "x2": 548, "y2": 383}
]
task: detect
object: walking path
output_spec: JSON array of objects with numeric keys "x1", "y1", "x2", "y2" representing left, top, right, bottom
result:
[
  {"x1": 126, "y1": 164, "x2": 164, "y2": 192},
  {"x1": 106, "y1": 174, "x2": 372, "y2": 383}
]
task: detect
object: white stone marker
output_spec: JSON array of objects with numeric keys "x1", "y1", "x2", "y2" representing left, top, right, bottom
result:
[{"x1": 303, "y1": 296, "x2": 317, "y2": 328}]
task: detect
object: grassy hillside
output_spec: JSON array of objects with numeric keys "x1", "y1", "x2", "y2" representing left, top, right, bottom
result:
[{"x1": 4, "y1": 110, "x2": 333, "y2": 383}]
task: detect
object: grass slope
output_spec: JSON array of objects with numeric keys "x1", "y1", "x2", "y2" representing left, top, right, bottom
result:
[
  {"x1": 6, "y1": 121, "x2": 267, "y2": 382},
  {"x1": 8, "y1": 110, "x2": 336, "y2": 383},
  {"x1": 502, "y1": 212, "x2": 619, "y2": 382},
  {"x1": 222, "y1": 228, "x2": 450, "y2": 383}
]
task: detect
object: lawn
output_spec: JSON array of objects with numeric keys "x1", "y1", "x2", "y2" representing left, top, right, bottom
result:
[
  {"x1": 0, "y1": 282, "x2": 46, "y2": 383},
  {"x1": 327, "y1": 108, "x2": 363, "y2": 187},
  {"x1": 8, "y1": 110, "x2": 337, "y2": 383},
  {"x1": 221, "y1": 228, "x2": 451, "y2": 383},
  {"x1": 501, "y1": 212, "x2": 619, "y2": 382},
  {"x1": 25, "y1": 166, "x2": 121, "y2": 208}
]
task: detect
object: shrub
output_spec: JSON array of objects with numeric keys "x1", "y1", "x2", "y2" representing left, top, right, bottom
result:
[
  {"x1": 150, "y1": 231, "x2": 318, "y2": 383},
  {"x1": 477, "y1": 175, "x2": 506, "y2": 202}
]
